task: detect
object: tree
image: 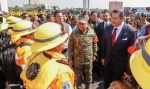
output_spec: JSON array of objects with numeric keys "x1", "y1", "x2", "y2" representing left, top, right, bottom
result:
[
  {"x1": 41, "y1": 6, "x2": 46, "y2": 10},
  {"x1": 26, "y1": 8, "x2": 36, "y2": 12},
  {"x1": 13, "y1": 7, "x2": 23, "y2": 12}
]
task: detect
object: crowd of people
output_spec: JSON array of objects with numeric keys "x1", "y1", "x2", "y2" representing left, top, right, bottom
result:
[{"x1": 0, "y1": 8, "x2": 150, "y2": 89}]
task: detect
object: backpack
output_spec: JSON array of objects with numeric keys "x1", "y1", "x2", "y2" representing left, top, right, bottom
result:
[{"x1": 0, "y1": 42, "x2": 31, "y2": 85}]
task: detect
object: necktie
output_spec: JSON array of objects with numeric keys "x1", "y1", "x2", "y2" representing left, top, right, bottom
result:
[
  {"x1": 112, "y1": 28, "x2": 118, "y2": 46},
  {"x1": 106, "y1": 22, "x2": 108, "y2": 26},
  {"x1": 105, "y1": 23, "x2": 108, "y2": 28}
]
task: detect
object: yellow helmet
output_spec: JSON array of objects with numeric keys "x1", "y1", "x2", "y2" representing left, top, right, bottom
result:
[
  {"x1": 6, "y1": 16, "x2": 15, "y2": 23},
  {"x1": 11, "y1": 20, "x2": 35, "y2": 38},
  {"x1": 8, "y1": 17, "x2": 22, "y2": 27},
  {"x1": 130, "y1": 38, "x2": 150, "y2": 89},
  {"x1": 31, "y1": 22, "x2": 68, "y2": 52}
]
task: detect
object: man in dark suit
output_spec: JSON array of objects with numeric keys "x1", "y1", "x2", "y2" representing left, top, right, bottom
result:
[
  {"x1": 90, "y1": 11, "x2": 102, "y2": 77},
  {"x1": 96, "y1": 10, "x2": 111, "y2": 77},
  {"x1": 101, "y1": 10, "x2": 136, "y2": 89},
  {"x1": 97, "y1": 10, "x2": 111, "y2": 46},
  {"x1": 90, "y1": 11, "x2": 101, "y2": 33}
]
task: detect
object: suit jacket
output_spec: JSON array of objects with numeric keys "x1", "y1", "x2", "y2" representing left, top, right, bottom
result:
[
  {"x1": 102, "y1": 24, "x2": 136, "y2": 67},
  {"x1": 92, "y1": 20, "x2": 101, "y2": 33},
  {"x1": 97, "y1": 21, "x2": 111, "y2": 58}
]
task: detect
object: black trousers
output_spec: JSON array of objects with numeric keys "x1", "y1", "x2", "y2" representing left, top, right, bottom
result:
[
  {"x1": 104, "y1": 60, "x2": 126, "y2": 89},
  {"x1": 0, "y1": 69, "x2": 7, "y2": 89},
  {"x1": 93, "y1": 50, "x2": 104, "y2": 77}
]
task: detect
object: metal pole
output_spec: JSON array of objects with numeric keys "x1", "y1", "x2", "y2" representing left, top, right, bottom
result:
[
  {"x1": 29, "y1": 0, "x2": 31, "y2": 5},
  {"x1": 88, "y1": 0, "x2": 90, "y2": 12}
]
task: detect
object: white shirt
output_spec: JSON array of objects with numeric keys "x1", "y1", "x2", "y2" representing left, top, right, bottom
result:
[
  {"x1": 112, "y1": 22, "x2": 124, "y2": 41},
  {"x1": 104, "y1": 21, "x2": 110, "y2": 29},
  {"x1": 65, "y1": 25, "x2": 72, "y2": 49}
]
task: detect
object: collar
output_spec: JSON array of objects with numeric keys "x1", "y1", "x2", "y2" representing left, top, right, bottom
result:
[
  {"x1": 114, "y1": 21, "x2": 124, "y2": 30},
  {"x1": 44, "y1": 50, "x2": 66, "y2": 59},
  {"x1": 104, "y1": 21, "x2": 110, "y2": 24}
]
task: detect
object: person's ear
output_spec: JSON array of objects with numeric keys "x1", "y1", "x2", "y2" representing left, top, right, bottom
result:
[{"x1": 122, "y1": 16, "x2": 125, "y2": 21}]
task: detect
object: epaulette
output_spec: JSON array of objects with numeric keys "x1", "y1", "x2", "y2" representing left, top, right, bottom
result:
[
  {"x1": 18, "y1": 42, "x2": 31, "y2": 48},
  {"x1": 56, "y1": 59, "x2": 68, "y2": 65},
  {"x1": 56, "y1": 59, "x2": 74, "y2": 72}
]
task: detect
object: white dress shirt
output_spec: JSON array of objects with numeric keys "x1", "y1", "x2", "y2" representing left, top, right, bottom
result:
[
  {"x1": 112, "y1": 22, "x2": 124, "y2": 41},
  {"x1": 104, "y1": 21, "x2": 110, "y2": 29},
  {"x1": 65, "y1": 25, "x2": 72, "y2": 49}
]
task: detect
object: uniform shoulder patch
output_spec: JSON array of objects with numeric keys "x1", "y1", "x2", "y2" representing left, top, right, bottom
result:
[
  {"x1": 26, "y1": 62, "x2": 40, "y2": 80},
  {"x1": 62, "y1": 81, "x2": 70, "y2": 89}
]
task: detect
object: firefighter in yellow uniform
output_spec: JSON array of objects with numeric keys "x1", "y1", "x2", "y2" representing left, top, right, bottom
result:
[
  {"x1": 20, "y1": 22, "x2": 75, "y2": 89},
  {"x1": 10, "y1": 20, "x2": 35, "y2": 88},
  {"x1": 7, "y1": 17, "x2": 22, "y2": 35},
  {"x1": 11, "y1": 20, "x2": 35, "y2": 69}
]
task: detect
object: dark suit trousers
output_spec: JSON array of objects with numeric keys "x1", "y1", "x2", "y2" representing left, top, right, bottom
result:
[{"x1": 104, "y1": 59, "x2": 126, "y2": 89}]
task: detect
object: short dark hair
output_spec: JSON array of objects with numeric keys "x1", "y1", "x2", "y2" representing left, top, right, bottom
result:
[
  {"x1": 47, "y1": 14, "x2": 53, "y2": 20},
  {"x1": 134, "y1": 19, "x2": 141, "y2": 29},
  {"x1": 102, "y1": 9, "x2": 109, "y2": 14},
  {"x1": 38, "y1": 8, "x2": 42, "y2": 12},
  {"x1": 22, "y1": 15, "x2": 29, "y2": 19},
  {"x1": 39, "y1": 14, "x2": 45, "y2": 18},
  {"x1": 71, "y1": 16, "x2": 78, "y2": 21},
  {"x1": 21, "y1": 12, "x2": 28, "y2": 17},
  {"x1": 112, "y1": 10, "x2": 124, "y2": 18},
  {"x1": 91, "y1": 11, "x2": 97, "y2": 16},
  {"x1": 54, "y1": 10, "x2": 62, "y2": 17}
]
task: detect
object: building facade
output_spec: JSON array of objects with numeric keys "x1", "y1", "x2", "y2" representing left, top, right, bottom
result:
[
  {"x1": 0, "y1": 0, "x2": 8, "y2": 12},
  {"x1": 109, "y1": 1, "x2": 123, "y2": 11},
  {"x1": 23, "y1": 4, "x2": 47, "y2": 10}
]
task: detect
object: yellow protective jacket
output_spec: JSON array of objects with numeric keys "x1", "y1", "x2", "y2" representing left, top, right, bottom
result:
[
  {"x1": 15, "y1": 38, "x2": 33, "y2": 69},
  {"x1": 20, "y1": 51, "x2": 75, "y2": 89}
]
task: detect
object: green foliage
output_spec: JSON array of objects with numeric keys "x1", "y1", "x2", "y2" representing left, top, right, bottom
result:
[
  {"x1": 10, "y1": 7, "x2": 24, "y2": 12},
  {"x1": 25, "y1": 5, "x2": 46, "y2": 12},
  {"x1": 26, "y1": 8, "x2": 37, "y2": 12},
  {"x1": 41, "y1": 6, "x2": 46, "y2": 10},
  {"x1": 65, "y1": 8, "x2": 77, "y2": 14}
]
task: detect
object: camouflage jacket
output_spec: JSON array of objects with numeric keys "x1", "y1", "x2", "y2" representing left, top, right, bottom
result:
[{"x1": 68, "y1": 27, "x2": 97, "y2": 65}]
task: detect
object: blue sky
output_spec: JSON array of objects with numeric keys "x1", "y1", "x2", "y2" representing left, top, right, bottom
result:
[{"x1": 7, "y1": 0, "x2": 150, "y2": 9}]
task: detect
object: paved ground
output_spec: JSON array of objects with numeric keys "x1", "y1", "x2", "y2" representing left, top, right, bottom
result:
[
  {"x1": 11, "y1": 72, "x2": 103, "y2": 89},
  {"x1": 9, "y1": 70, "x2": 104, "y2": 89},
  {"x1": 82, "y1": 71, "x2": 104, "y2": 89}
]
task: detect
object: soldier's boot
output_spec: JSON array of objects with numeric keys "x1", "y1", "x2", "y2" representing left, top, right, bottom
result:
[{"x1": 85, "y1": 83, "x2": 92, "y2": 89}]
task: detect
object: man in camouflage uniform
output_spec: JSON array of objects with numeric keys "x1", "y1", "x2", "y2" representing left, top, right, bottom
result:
[{"x1": 68, "y1": 17, "x2": 98, "y2": 89}]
